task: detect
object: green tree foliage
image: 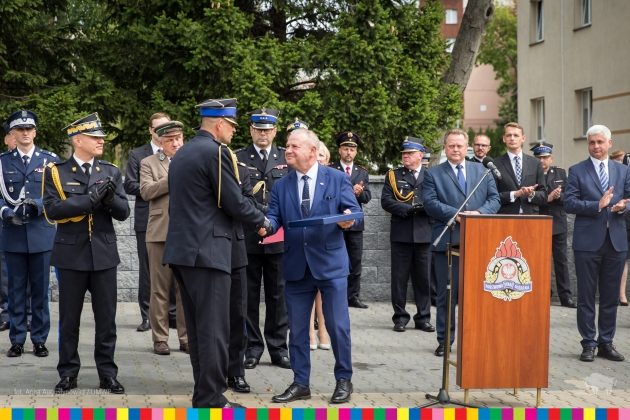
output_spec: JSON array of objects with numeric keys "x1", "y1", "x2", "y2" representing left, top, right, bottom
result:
[
  {"x1": 0, "y1": 0, "x2": 461, "y2": 170},
  {"x1": 477, "y1": 5, "x2": 517, "y2": 125}
]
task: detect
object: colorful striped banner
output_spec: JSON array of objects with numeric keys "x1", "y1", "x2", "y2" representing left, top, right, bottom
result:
[{"x1": 1, "y1": 409, "x2": 630, "y2": 420}]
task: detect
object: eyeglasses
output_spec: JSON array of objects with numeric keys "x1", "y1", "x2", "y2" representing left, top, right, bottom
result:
[{"x1": 473, "y1": 144, "x2": 490, "y2": 148}]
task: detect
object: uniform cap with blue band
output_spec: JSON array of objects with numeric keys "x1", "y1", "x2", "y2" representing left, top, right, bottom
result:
[
  {"x1": 530, "y1": 141, "x2": 553, "y2": 157},
  {"x1": 6, "y1": 110, "x2": 38, "y2": 130},
  {"x1": 63, "y1": 112, "x2": 107, "y2": 138},
  {"x1": 196, "y1": 98, "x2": 238, "y2": 126},
  {"x1": 401, "y1": 136, "x2": 426, "y2": 153},
  {"x1": 286, "y1": 118, "x2": 308, "y2": 132},
  {"x1": 250, "y1": 108, "x2": 279, "y2": 130}
]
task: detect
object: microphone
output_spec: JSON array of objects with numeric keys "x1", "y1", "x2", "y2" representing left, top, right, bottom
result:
[{"x1": 482, "y1": 157, "x2": 502, "y2": 180}]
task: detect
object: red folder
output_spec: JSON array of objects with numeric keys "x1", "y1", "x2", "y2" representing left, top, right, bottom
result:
[{"x1": 261, "y1": 227, "x2": 284, "y2": 244}]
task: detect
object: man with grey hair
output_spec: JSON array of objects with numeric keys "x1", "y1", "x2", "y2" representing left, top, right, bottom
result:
[
  {"x1": 565, "y1": 124, "x2": 630, "y2": 362},
  {"x1": 260, "y1": 128, "x2": 361, "y2": 404}
]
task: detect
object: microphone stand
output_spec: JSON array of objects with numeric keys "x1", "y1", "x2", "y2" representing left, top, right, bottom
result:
[{"x1": 422, "y1": 166, "x2": 494, "y2": 408}]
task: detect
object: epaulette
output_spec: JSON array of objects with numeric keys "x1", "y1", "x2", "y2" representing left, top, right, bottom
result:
[
  {"x1": 40, "y1": 149, "x2": 58, "y2": 158},
  {"x1": 0, "y1": 150, "x2": 11, "y2": 158},
  {"x1": 98, "y1": 160, "x2": 118, "y2": 168},
  {"x1": 277, "y1": 146, "x2": 286, "y2": 151},
  {"x1": 234, "y1": 148, "x2": 245, "y2": 153},
  {"x1": 355, "y1": 164, "x2": 368, "y2": 172},
  {"x1": 53, "y1": 159, "x2": 71, "y2": 166}
]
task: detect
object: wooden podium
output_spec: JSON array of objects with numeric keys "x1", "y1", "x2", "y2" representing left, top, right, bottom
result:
[{"x1": 456, "y1": 214, "x2": 553, "y2": 402}]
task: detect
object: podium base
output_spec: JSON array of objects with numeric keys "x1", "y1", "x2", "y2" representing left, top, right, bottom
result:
[{"x1": 421, "y1": 389, "x2": 476, "y2": 408}]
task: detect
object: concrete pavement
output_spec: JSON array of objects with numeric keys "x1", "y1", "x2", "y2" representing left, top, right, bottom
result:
[{"x1": 1, "y1": 302, "x2": 630, "y2": 407}]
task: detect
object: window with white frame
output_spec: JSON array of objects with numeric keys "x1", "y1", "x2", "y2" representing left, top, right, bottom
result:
[
  {"x1": 446, "y1": 38, "x2": 455, "y2": 53},
  {"x1": 445, "y1": 9, "x2": 458, "y2": 25},
  {"x1": 533, "y1": 98, "x2": 545, "y2": 140},
  {"x1": 579, "y1": 88, "x2": 592, "y2": 136},
  {"x1": 581, "y1": 0, "x2": 591, "y2": 26}
]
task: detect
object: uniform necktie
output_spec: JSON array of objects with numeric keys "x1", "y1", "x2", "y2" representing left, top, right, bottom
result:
[
  {"x1": 413, "y1": 170, "x2": 419, "y2": 180},
  {"x1": 456, "y1": 164, "x2": 466, "y2": 193},
  {"x1": 346, "y1": 166, "x2": 351, "y2": 176},
  {"x1": 514, "y1": 155, "x2": 522, "y2": 185},
  {"x1": 22, "y1": 155, "x2": 29, "y2": 168},
  {"x1": 599, "y1": 161, "x2": 608, "y2": 190},
  {"x1": 261, "y1": 149, "x2": 268, "y2": 165},
  {"x1": 301, "y1": 175, "x2": 310, "y2": 217},
  {"x1": 82, "y1": 162, "x2": 91, "y2": 177}
]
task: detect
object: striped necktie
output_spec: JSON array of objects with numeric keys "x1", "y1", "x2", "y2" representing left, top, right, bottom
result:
[{"x1": 599, "y1": 162, "x2": 608, "y2": 190}]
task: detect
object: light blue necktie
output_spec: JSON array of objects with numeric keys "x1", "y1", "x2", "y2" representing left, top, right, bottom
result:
[
  {"x1": 514, "y1": 156, "x2": 522, "y2": 185},
  {"x1": 599, "y1": 161, "x2": 608, "y2": 190},
  {"x1": 457, "y1": 164, "x2": 466, "y2": 193}
]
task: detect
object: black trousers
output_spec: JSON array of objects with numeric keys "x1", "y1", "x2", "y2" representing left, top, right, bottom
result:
[
  {"x1": 135, "y1": 231, "x2": 150, "y2": 322},
  {"x1": 552, "y1": 232, "x2": 573, "y2": 302},
  {"x1": 245, "y1": 253, "x2": 288, "y2": 360},
  {"x1": 343, "y1": 230, "x2": 364, "y2": 301},
  {"x1": 390, "y1": 242, "x2": 432, "y2": 326},
  {"x1": 57, "y1": 267, "x2": 118, "y2": 379},
  {"x1": 228, "y1": 267, "x2": 247, "y2": 378},
  {"x1": 173, "y1": 265, "x2": 230, "y2": 408}
]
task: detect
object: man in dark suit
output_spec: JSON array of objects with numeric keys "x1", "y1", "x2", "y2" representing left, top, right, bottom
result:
[
  {"x1": 492, "y1": 122, "x2": 547, "y2": 214},
  {"x1": 423, "y1": 129, "x2": 500, "y2": 357},
  {"x1": 163, "y1": 98, "x2": 267, "y2": 408},
  {"x1": 43, "y1": 112, "x2": 130, "y2": 394},
  {"x1": 261, "y1": 128, "x2": 361, "y2": 404},
  {"x1": 381, "y1": 137, "x2": 434, "y2": 333},
  {"x1": 124, "y1": 112, "x2": 170, "y2": 332},
  {"x1": 532, "y1": 141, "x2": 577, "y2": 309},
  {"x1": 330, "y1": 131, "x2": 371, "y2": 309},
  {"x1": 235, "y1": 108, "x2": 290, "y2": 370},
  {"x1": 0, "y1": 110, "x2": 61, "y2": 358},
  {"x1": 564, "y1": 124, "x2": 630, "y2": 362}
]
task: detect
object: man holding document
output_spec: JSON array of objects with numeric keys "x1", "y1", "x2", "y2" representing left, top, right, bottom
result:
[{"x1": 259, "y1": 128, "x2": 361, "y2": 404}]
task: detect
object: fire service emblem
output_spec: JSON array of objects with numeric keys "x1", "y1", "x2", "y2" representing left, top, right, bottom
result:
[{"x1": 484, "y1": 236, "x2": 532, "y2": 301}]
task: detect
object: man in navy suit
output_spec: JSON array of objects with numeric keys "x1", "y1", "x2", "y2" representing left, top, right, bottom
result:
[
  {"x1": 564, "y1": 124, "x2": 630, "y2": 362},
  {"x1": 0, "y1": 110, "x2": 60, "y2": 358},
  {"x1": 423, "y1": 129, "x2": 500, "y2": 357},
  {"x1": 492, "y1": 122, "x2": 547, "y2": 214},
  {"x1": 262, "y1": 128, "x2": 361, "y2": 404}
]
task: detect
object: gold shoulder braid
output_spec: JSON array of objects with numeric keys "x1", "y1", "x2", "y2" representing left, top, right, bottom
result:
[
  {"x1": 42, "y1": 163, "x2": 94, "y2": 241},
  {"x1": 217, "y1": 145, "x2": 241, "y2": 208},
  {"x1": 252, "y1": 180, "x2": 266, "y2": 201},
  {"x1": 388, "y1": 169, "x2": 414, "y2": 202}
]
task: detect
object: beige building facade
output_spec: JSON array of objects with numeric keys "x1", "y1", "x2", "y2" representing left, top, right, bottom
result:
[{"x1": 518, "y1": 0, "x2": 630, "y2": 168}]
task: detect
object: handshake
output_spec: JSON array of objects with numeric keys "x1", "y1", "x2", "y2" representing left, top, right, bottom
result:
[
  {"x1": 407, "y1": 202, "x2": 424, "y2": 216},
  {"x1": 2, "y1": 198, "x2": 39, "y2": 225},
  {"x1": 89, "y1": 177, "x2": 116, "y2": 208},
  {"x1": 256, "y1": 217, "x2": 272, "y2": 237}
]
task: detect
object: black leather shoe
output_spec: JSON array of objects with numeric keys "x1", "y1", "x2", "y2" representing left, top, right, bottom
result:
[
  {"x1": 272, "y1": 383, "x2": 311, "y2": 403},
  {"x1": 560, "y1": 298, "x2": 577, "y2": 309},
  {"x1": 348, "y1": 298, "x2": 368, "y2": 309},
  {"x1": 228, "y1": 376, "x2": 251, "y2": 393},
  {"x1": 7, "y1": 344, "x2": 24, "y2": 357},
  {"x1": 597, "y1": 343, "x2": 625, "y2": 361},
  {"x1": 99, "y1": 377, "x2": 125, "y2": 394},
  {"x1": 415, "y1": 322, "x2": 436, "y2": 332},
  {"x1": 0, "y1": 321, "x2": 8, "y2": 332},
  {"x1": 580, "y1": 347, "x2": 595, "y2": 362},
  {"x1": 434, "y1": 344, "x2": 445, "y2": 357},
  {"x1": 54, "y1": 376, "x2": 77, "y2": 394},
  {"x1": 34, "y1": 343, "x2": 49, "y2": 357},
  {"x1": 272, "y1": 355, "x2": 291, "y2": 369},
  {"x1": 136, "y1": 320, "x2": 150, "y2": 332},
  {"x1": 330, "y1": 379, "x2": 353, "y2": 404},
  {"x1": 393, "y1": 323, "x2": 405, "y2": 332},
  {"x1": 244, "y1": 357, "x2": 259, "y2": 369}
]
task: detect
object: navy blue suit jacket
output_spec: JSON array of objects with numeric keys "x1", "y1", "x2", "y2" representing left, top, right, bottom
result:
[
  {"x1": 266, "y1": 164, "x2": 361, "y2": 281},
  {"x1": 0, "y1": 147, "x2": 61, "y2": 253},
  {"x1": 422, "y1": 160, "x2": 501, "y2": 251},
  {"x1": 564, "y1": 158, "x2": 630, "y2": 252}
]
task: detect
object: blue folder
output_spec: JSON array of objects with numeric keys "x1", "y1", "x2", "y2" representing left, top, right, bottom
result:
[{"x1": 287, "y1": 212, "x2": 363, "y2": 228}]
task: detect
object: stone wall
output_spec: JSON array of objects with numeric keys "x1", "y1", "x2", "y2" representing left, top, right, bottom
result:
[{"x1": 50, "y1": 175, "x2": 586, "y2": 302}]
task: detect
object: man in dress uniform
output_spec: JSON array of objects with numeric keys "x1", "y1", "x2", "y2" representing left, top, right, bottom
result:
[
  {"x1": 139, "y1": 121, "x2": 188, "y2": 356},
  {"x1": 235, "y1": 108, "x2": 290, "y2": 370},
  {"x1": 531, "y1": 141, "x2": 577, "y2": 309},
  {"x1": 42, "y1": 112, "x2": 130, "y2": 394},
  {"x1": 329, "y1": 131, "x2": 371, "y2": 309},
  {"x1": 163, "y1": 98, "x2": 267, "y2": 408},
  {"x1": 0, "y1": 122, "x2": 14, "y2": 333},
  {"x1": 381, "y1": 137, "x2": 435, "y2": 333},
  {"x1": 0, "y1": 110, "x2": 60, "y2": 357},
  {"x1": 124, "y1": 112, "x2": 171, "y2": 332}
]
